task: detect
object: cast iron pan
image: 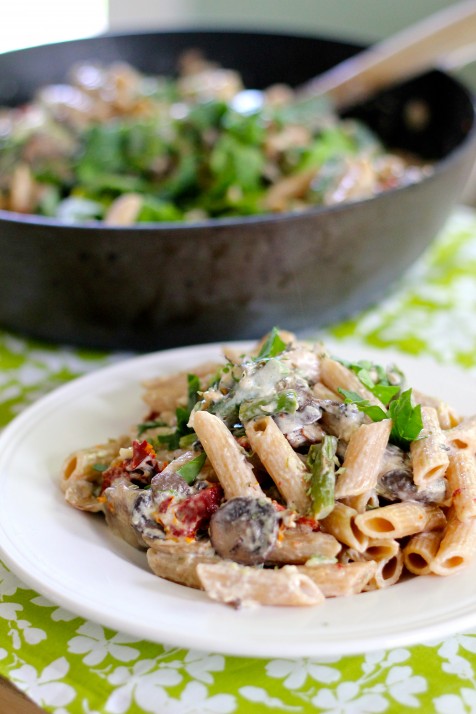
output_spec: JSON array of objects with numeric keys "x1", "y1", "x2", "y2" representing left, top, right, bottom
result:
[{"x1": 0, "y1": 30, "x2": 475, "y2": 351}]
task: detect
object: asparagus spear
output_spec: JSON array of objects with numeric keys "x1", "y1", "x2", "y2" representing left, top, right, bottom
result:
[{"x1": 307, "y1": 435, "x2": 338, "y2": 519}]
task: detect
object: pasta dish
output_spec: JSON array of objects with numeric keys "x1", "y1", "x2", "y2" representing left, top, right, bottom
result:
[
  {"x1": 60, "y1": 329, "x2": 476, "y2": 608},
  {"x1": 0, "y1": 53, "x2": 430, "y2": 224}
]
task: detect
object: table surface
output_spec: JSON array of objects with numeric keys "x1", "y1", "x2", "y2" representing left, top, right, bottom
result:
[{"x1": 2, "y1": 207, "x2": 476, "y2": 713}]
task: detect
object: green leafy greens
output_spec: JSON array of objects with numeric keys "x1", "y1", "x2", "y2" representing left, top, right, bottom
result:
[
  {"x1": 337, "y1": 359, "x2": 423, "y2": 450},
  {"x1": 152, "y1": 373, "x2": 201, "y2": 450}
]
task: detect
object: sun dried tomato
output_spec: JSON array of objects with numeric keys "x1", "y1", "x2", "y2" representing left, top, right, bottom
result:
[{"x1": 168, "y1": 483, "x2": 224, "y2": 538}]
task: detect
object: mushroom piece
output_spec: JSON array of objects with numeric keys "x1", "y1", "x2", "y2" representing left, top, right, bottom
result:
[
  {"x1": 104, "y1": 478, "x2": 147, "y2": 549},
  {"x1": 318, "y1": 400, "x2": 365, "y2": 442},
  {"x1": 209, "y1": 497, "x2": 278, "y2": 565},
  {"x1": 377, "y1": 444, "x2": 446, "y2": 504}
]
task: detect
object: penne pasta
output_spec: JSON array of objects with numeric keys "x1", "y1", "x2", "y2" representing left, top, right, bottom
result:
[
  {"x1": 445, "y1": 415, "x2": 476, "y2": 451},
  {"x1": 355, "y1": 502, "x2": 446, "y2": 539},
  {"x1": 61, "y1": 436, "x2": 130, "y2": 512},
  {"x1": 297, "y1": 561, "x2": 378, "y2": 597},
  {"x1": 410, "y1": 406, "x2": 449, "y2": 487},
  {"x1": 147, "y1": 540, "x2": 221, "y2": 589},
  {"x1": 446, "y1": 450, "x2": 476, "y2": 521},
  {"x1": 245, "y1": 416, "x2": 311, "y2": 513},
  {"x1": 197, "y1": 562, "x2": 325, "y2": 607},
  {"x1": 266, "y1": 529, "x2": 341, "y2": 564},
  {"x1": 142, "y1": 361, "x2": 221, "y2": 416},
  {"x1": 341, "y1": 489, "x2": 379, "y2": 513},
  {"x1": 320, "y1": 357, "x2": 385, "y2": 408},
  {"x1": 193, "y1": 410, "x2": 265, "y2": 500},
  {"x1": 431, "y1": 509, "x2": 476, "y2": 575},
  {"x1": 362, "y1": 539, "x2": 403, "y2": 590},
  {"x1": 320, "y1": 502, "x2": 369, "y2": 553},
  {"x1": 403, "y1": 530, "x2": 443, "y2": 576},
  {"x1": 335, "y1": 420, "x2": 392, "y2": 499},
  {"x1": 412, "y1": 389, "x2": 461, "y2": 429},
  {"x1": 312, "y1": 381, "x2": 341, "y2": 402}
]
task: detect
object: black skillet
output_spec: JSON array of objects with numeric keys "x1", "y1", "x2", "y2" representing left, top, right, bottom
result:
[{"x1": 0, "y1": 28, "x2": 475, "y2": 350}]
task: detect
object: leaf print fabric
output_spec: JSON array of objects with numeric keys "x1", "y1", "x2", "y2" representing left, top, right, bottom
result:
[{"x1": 3, "y1": 207, "x2": 476, "y2": 712}]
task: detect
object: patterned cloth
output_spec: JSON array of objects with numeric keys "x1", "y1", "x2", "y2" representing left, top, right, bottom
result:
[{"x1": 2, "y1": 208, "x2": 476, "y2": 714}]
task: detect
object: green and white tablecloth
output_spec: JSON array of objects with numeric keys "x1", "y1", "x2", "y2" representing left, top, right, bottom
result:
[{"x1": 2, "y1": 207, "x2": 476, "y2": 714}]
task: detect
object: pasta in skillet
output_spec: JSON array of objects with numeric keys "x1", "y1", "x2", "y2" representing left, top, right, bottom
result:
[{"x1": 60, "y1": 328, "x2": 476, "y2": 608}]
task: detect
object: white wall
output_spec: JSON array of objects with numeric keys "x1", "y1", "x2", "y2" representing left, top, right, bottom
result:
[
  {"x1": 108, "y1": 0, "x2": 462, "y2": 43},
  {"x1": 0, "y1": 0, "x2": 107, "y2": 53}
]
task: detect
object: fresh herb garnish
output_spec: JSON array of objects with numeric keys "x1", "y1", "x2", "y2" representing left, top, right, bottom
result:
[
  {"x1": 256, "y1": 327, "x2": 287, "y2": 360},
  {"x1": 387, "y1": 389, "x2": 423, "y2": 450},
  {"x1": 338, "y1": 389, "x2": 388, "y2": 422},
  {"x1": 238, "y1": 389, "x2": 298, "y2": 423},
  {"x1": 337, "y1": 357, "x2": 403, "y2": 407},
  {"x1": 137, "y1": 418, "x2": 167, "y2": 437},
  {"x1": 154, "y1": 373, "x2": 200, "y2": 450},
  {"x1": 176, "y1": 452, "x2": 207, "y2": 485},
  {"x1": 92, "y1": 463, "x2": 109, "y2": 473},
  {"x1": 338, "y1": 387, "x2": 423, "y2": 450}
]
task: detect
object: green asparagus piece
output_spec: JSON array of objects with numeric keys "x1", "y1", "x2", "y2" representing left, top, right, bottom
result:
[{"x1": 307, "y1": 435, "x2": 338, "y2": 519}]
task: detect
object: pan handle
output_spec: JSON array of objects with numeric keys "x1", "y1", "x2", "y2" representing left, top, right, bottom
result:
[{"x1": 297, "y1": 0, "x2": 476, "y2": 110}]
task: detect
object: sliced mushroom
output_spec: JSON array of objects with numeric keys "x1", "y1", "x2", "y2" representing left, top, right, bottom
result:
[
  {"x1": 209, "y1": 497, "x2": 278, "y2": 565},
  {"x1": 377, "y1": 444, "x2": 446, "y2": 504},
  {"x1": 318, "y1": 400, "x2": 365, "y2": 442},
  {"x1": 104, "y1": 478, "x2": 147, "y2": 549},
  {"x1": 130, "y1": 490, "x2": 165, "y2": 545}
]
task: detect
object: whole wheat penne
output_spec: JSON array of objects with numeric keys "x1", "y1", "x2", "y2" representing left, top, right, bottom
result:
[
  {"x1": 245, "y1": 416, "x2": 311, "y2": 513},
  {"x1": 266, "y1": 530, "x2": 341, "y2": 564},
  {"x1": 61, "y1": 436, "x2": 130, "y2": 511},
  {"x1": 412, "y1": 389, "x2": 461, "y2": 429},
  {"x1": 197, "y1": 562, "x2": 325, "y2": 607},
  {"x1": 410, "y1": 406, "x2": 450, "y2": 487},
  {"x1": 142, "y1": 361, "x2": 220, "y2": 415},
  {"x1": 403, "y1": 530, "x2": 443, "y2": 575},
  {"x1": 147, "y1": 540, "x2": 221, "y2": 589},
  {"x1": 297, "y1": 561, "x2": 378, "y2": 597},
  {"x1": 355, "y1": 502, "x2": 446, "y2": 539},
  {"x1": 446, "y1": 450, "x2": 476, "y2": 521},
  {"x1": 431, "y1": 508, "x2": 476, "y2": 575},
  {"x1": 193, "y1": 410, "x2": 265, "y2": 500},
  {"x1": 320, "y1": 501, "x2": 369, "y2": 553},
  {"x1": 446, "y1": 415, "x2": 476, "y2": 451},
  {"x1": 362, "y1": 539, "x2": 403, "y2": 590},
  {"x1": 335, "y1": 419, "x2": 392, "y2": 499},
  {"x1": 312, "y1": 381, "x2": 340, "y2": 402},
  {"x1": 341, "y1": 489, "x2": 379, "y2": 513},
  {"x1": 319, "y1": 357, "x2": 385, "y2": 408}
]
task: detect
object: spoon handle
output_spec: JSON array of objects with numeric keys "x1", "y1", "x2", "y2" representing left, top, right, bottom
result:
[{"x1": 298, "y1": 0, "x2": 476, "y2": 110}]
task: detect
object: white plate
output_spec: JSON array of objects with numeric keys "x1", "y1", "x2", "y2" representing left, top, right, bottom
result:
[{"x1": 0, "y1": 340, "x2": 476, "y2": 659}]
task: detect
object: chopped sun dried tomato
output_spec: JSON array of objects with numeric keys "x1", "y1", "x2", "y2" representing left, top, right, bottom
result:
[
  {"x1": 100, "y1": 465, "x2": 128, "y2": 494},
  {"x1": 130, "y1": 440, "x2": 156, "y2": 469},
  {"x1": 168, "y1": 483, "x2": 224, "y2": 538},
  {"x1": 295, "y1": 515, "x2": 321, "y2": 532}
]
